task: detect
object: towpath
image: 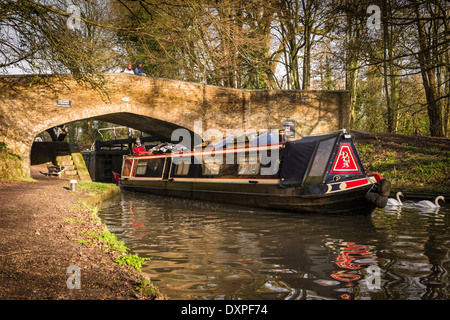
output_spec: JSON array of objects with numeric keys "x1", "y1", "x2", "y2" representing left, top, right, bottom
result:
[{"x1": 0, "y1": 165, "x2": 161, "y2": 300}]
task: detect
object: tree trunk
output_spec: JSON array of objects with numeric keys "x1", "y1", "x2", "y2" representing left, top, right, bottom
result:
[
  {"x1": 383, "y1": 0, "x2": 398, "y2": 133},
  {"x1": 302, "y1": 25, "x2": 311, "y2": 90},
  {"x1": 346, "y1": 15, "x2": 362, "y2": 128},
  {"x1": 413, "y1": 0, "x2": 444, "y2": 137}
]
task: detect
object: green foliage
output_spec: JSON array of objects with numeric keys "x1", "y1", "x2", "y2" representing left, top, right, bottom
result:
[
  {"x1": 423, "y1": 148, "x2": 439, "y2": 154},
  {"x1": 0, "y1": 142, "x2": 29, "y2": 181},
  {"x1": 356, "y1": 141, "x2": 449, "y2": 194},
  {"x1": 62, "y1": 217, "x2": 85, "y2": 224},
  {"x1": 75, "y1": 203, "x2": 151, "y2": 273},
  {"x1": 115, "y1": 254, "x2": 150, "y2": 272},
  {"x1": 135, "y1": 280, "x2": 158, "y2": 296},
  {"x1": 77, "y1": 181, "x2": 113, "y2": 195},
  {"x1": 406, "y1": 146, "x2": 419, "y2": 152},
  {"x1": 76, "y1": 226, "x2": 129, "y2": 254},
  {"x1": 98, "y1": 230, "x2": 129, "y2": 254}
]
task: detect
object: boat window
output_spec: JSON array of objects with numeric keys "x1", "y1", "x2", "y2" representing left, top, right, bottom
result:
[
  {"x1": 202, "y1": 154, "x2": 221, "y2": 175},
  {"x1": 238, "y1": 163, "x2": 260, "y2": 175},
  {"x1": 174, "y1": 157, "x2": 190, "y2": 175},
  {"x1": 194, "y1": 154, "x2": 202, "y2": 165},
  {"x1": 260, "y1": 148, "x2": 280, "y2": 176},
  {"x1": 135, "y1": 158, "x2": 165, "y2": 177},
  {"x1": 122, "y1": 159, "x2": 133, "y2": 177},
  {"x1": 135, "y1": 160, "x2": 148, "y2": 176},
  {"x1": 202, "y1": 163, "x2": 221, "y2": 175},
  {"x1": 237, "y1": 153, "x2": 260, "y2": 175},
  {"x1": 304, "y1": 137, "x2": 336, "y2": 185}
]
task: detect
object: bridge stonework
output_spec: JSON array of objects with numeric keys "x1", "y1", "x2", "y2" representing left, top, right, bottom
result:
[{"x1": 0, "y1": 74, "x2": 350, "y2": 177}]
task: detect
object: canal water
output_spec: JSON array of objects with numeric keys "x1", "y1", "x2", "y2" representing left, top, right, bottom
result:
[{"x1": 98, "y1": 191, "x2": 450, "y2": 300}]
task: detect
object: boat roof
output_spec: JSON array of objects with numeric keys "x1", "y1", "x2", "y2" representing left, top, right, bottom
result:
[
  {"x1": 129, "y1": 130, "x2": 348, "y2": 159},
  {"x1": 213, "y1": 130, "x2": 345, "y2": 149},
  {"x1": 210, "y1": 130, "x2": 279, "y2": 150},
  {"x1": 279, "y1": 132, "x2": 345, "y2": 188}
]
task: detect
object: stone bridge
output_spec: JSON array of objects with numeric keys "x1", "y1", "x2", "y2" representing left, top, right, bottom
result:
[{"x1": 0, "y1": 74, "x2": 350, "y2": 177}]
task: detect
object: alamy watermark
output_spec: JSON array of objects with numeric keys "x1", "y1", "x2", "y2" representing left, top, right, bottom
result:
[
  {"x1": 367, "y1": 5, "x2": 381, "y2": 31},
  {"x1": 365, "y1": 265, "x2": 381, "y2": 290},
  {"x1": 170, "y1": 121, "x2": 280, "y2": 176},
  {"x1": 66, "y1": 4, "x2": 82, "y2": 31},
  {"x1": 66, "y1": 265, "x2": 81, "y2": 289}
]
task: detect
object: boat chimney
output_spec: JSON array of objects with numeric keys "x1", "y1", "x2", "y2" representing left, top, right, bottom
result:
[{"x1": 279, "y1": 130, "x2": 286, "y2": 143}]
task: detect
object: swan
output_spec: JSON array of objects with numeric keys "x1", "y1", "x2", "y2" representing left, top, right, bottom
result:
[
  {"x1": 415, "y1": 196, "x2": 445, "y2": 208},
  {"x1": 387, "y1": 192, "x2": 404, "y2": 206}
]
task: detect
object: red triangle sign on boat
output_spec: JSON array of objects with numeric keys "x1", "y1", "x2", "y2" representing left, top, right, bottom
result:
[{"x1": 330, "y1": 144, "x2": 361, "y2": 174}]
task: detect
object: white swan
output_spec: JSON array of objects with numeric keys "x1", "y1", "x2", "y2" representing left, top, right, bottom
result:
[
  {"x1": 387, "y1": 192, "x2": 404, "y2": 206},
  {"x1": 415, "y1": 196, "x2": 445, "y2": 208}
]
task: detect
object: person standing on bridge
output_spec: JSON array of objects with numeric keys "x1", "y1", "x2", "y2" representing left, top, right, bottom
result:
[
  {"x1": 133, "y1": 138, "x2": 146, "y2": 154},
  {"x1": 123, "y1": 63, "x2": 134, "y2": 74},
  {"x1": 135, "y1": 61, "x2": 146, "y2": 76}
]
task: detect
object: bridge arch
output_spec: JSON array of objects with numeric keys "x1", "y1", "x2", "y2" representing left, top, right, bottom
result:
[
  {"x1": 0, "y1": 74, "x2": 350, "y2": 178},
  {"x1": 35, "y1": 111, "x2": 198, "y2": 144}
]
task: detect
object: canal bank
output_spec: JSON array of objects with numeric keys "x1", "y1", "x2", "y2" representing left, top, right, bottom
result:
[
  {"x1": 0, "y1": 166, "x2": 164, "y2": 300},
  {"x1": 351, "y1": 130, "x2": 450, "y2": 199}
]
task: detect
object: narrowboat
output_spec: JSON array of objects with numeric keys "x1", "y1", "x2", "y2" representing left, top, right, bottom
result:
[{"x1": 118, "y1": 130, "x2": 390, "y2": 214}]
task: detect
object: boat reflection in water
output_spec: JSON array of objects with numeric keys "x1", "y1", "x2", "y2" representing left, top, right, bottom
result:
[
  {"x1": 324, "y1": 240, "x2": 379, "y2": 299},
  {"x1": 100, "y1": 191, "x2": 394, "y2": 300},
  {"x1": 118, "y1": 129, "x2": 391, "y2": 215}
]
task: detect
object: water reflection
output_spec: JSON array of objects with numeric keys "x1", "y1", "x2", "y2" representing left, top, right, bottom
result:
[
  {"x1": 324, "y1": 240, "x2": 378, "y2": 300},
  {"x1": 372, "y1": 201, "x2": 450, "y2": 300},
  {"x1": 99, "y1": 192, "x2": 450, "y2": 300}
]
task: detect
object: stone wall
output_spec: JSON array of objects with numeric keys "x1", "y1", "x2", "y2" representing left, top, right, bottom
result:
[{"x1": 0, "y1": 74, "x2": 350, "y2": 177}]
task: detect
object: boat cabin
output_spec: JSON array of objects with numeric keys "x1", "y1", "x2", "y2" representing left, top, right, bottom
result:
[{"x1": 118, "y1": 130, "x2": 388, "y2": 213}]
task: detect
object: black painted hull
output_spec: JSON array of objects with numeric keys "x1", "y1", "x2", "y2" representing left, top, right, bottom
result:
[{"x1": 119, "y1": 179, "x2": 377, "y2": 214}]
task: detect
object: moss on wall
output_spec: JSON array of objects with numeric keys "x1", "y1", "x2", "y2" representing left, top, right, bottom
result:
[{"x1": 0, "y1": 142, "x2": 28, "y2": 180}]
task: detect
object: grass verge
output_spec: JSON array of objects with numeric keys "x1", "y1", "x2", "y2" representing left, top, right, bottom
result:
[
  {"x1": 64, "y1": 187, "x2": 163, "y2": 299},
  {"x1": 355, "y1": 140, "x2": 449, "y2": 196}
]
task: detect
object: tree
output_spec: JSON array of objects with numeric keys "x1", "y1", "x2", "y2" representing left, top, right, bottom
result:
[
  {"x1": 3, "y1": 0, "x2": 448, "y2": 138},
  {"x1": 412, "y1": 0, "x2": 445, "y2": 137},
  {"x1": 114, "y1": 0, "x2": 277, "y2": 88},
  {"x1": 0, "y1": 0, "x2": 123, "y2": 91},
  {"x1": 382, "y1": 0, "x2": 399, "y2": 133},
  {"x1": 333, "y1": 0, "x2": 366, "y2": 127},
  {"x1": 270, "y1": 0, "x2": 338, "y2": 90}
]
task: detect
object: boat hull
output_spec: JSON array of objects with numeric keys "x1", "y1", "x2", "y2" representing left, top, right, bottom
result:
[{"x1": 119, "y1": 179, "x2": 377, "y2": 214}]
